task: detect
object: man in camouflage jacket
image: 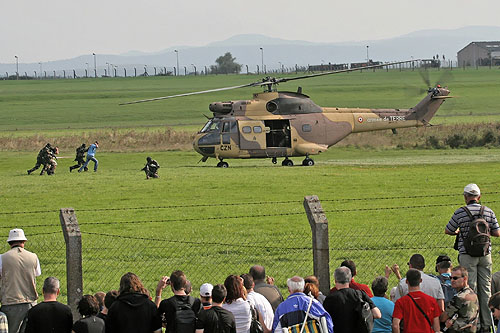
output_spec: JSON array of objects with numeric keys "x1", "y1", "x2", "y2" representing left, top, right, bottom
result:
[
  {"x1": 440, "y1": 266, "x2": 479, "y2": 332},
  {"x1": 69, "y1": 144, "x2": 88, "y2": 172}
]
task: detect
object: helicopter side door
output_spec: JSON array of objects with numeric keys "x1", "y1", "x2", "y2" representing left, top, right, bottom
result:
[{"x1": 238, "y1": 121, "x2": 266, "y2": 150}]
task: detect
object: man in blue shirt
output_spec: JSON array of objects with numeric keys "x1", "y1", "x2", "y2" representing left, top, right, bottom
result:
[
  {"x1": 79, "y1": 141, "x2": 99, "y2": 172},
  {"x1": 272, "y1": 276, "x2": 333, "y2": 333}
]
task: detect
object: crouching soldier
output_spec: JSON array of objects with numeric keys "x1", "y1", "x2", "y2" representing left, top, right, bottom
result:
[{"x1": 141, "y1": 157, "x2": 160, "y2": 179}]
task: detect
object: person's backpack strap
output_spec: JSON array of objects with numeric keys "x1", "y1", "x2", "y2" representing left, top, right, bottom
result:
[
  {"x1": 407, "y1": 293, "x2": 432, "y2": 329},
  {"x1": 463, "y1": 205, "x2": 485, "y2": 221}
]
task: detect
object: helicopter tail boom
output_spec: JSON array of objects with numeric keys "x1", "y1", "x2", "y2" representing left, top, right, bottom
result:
[{"x1": 407, "y1": 86, "x2": 450, "y2": 124}]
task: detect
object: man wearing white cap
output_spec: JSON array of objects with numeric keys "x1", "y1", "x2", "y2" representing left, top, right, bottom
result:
[
  {"x1": 0, "y1": 229, "x2": 41, "y2": 333},
  {"x1": 445, "y1": 183, "x2": 500, "y2": 333},
  {"x1": 200, "y1": 283, "x2": 213, "y2": 310}
]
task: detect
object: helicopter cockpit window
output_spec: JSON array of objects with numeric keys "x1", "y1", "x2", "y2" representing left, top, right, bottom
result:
[
  {"x1": 302, "y1": 124, "x2": 312, "y2": 132},
  {"x1": 222, "y1": 122, "x2": 230, "y2": 133},
  {"x1": 242, "y1": 126, "x2": 252, "y2": 133},
  {"x1": 253, "y1": 126, "x2": 262, "y2": 133},
  {"x1": 200, "y1": 119, "x2": 222, "y2": 133}
]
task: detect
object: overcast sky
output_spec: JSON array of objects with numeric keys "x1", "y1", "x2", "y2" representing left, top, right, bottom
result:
[{"x1": 2, "y1": 0, "x2": 500, "y2": 64}]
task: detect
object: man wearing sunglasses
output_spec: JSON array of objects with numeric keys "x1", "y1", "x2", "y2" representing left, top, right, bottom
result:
[{"x1": 440, "y1": 266, "x2": 479, "y2": 332}]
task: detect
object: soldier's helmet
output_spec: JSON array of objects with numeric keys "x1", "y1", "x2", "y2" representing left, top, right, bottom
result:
[
  {"x1": 147, "y1": 157, "x2": 152, "y2": 162},
  {"x1": 45, "y1": 143, "x2": 51, "y2": 148},
  {"x1": 81, "y1": 143, "x2": 86, "y2": 148}
]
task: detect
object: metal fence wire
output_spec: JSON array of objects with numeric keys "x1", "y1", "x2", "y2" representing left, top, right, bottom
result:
[{"x1": 2, "y1": 193, "x2": 500, "y2": 302}]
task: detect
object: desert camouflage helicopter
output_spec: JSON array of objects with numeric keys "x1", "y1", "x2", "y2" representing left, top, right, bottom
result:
[{"x1": 122, "y1": 60, "x2": 451, "y2": 167}]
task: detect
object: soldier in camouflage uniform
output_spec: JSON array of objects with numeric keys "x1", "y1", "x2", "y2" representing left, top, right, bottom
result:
[
  {"x1": 69, "y1": 144, "x2": 88, "y2": 172},
  {"x1": 27, "y1": 143, "x2": 52, "y2": 175},
  {"x1": 41, "y1": 146, "x2": 59, "y2": 175},
  {"x1": 141, "y1": 157, "x2": 160, "y2": 179},
  {"x1": 441, "y1": 266, "x2": 479, "y2": 332}
]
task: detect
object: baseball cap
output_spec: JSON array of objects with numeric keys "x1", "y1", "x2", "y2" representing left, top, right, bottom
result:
[
  {"x1": 200, "y1": 283, "x2": 213, "y2": 297},
  {"x1": 436, "y1": 255, "x2": 451, "y2": 265},
  {"x1": 464, "y1": 183, "x2": 480, "y2": 196},
  {"x1": 7, "y1": 228, "x2": 27, "y2": 243}
]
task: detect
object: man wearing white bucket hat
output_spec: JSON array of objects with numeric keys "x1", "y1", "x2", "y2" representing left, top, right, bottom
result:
[{"x1": 0, "y1": 229, "x2": 41, "y2": 333}]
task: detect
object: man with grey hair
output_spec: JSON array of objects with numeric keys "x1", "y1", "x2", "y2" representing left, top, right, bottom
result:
[
  {"x1": 323, "y1": 267, "x2": 381, "y2": 332},
  {"x1": 25, "y1": 277, "x2": 73, "y2": 333},
  {"x1": 0, "y1": 228, "x2": 41, "y2": 333},
  {"x1": 272, "y1": 276, "x2": 333, "y2": 333},
  {"x1": 446, "y1": 183, "x2": 500, "y2": 332}
]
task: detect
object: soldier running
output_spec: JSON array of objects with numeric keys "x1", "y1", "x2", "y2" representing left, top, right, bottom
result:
[
  {"x1": 141, "y1": 157, "x2": 160, "y2": 179},
  {"x1": 27, "y1": 143, "x2": 52, "y2": 175},
  {"x1": 69, "y1": 143, "x2": 88, "y2": 172}
]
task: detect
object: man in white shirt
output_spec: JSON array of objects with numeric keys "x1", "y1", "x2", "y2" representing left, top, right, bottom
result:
[
  {"x1": 241, "y1": 273, "x2": 274, "y2": 331},
  {"x1": 393, "y1": 253, "x2": 445, "y2": 311}
]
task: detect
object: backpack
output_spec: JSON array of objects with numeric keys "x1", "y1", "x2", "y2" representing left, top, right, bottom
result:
[
  {"x1": 462, "y1": 206, "x2": 490, "y2": 257},
  {"x1": 175, "y1": 296, "x2": 197, "y2": 333},
  {"x1": 249, "y1": 303, "x2": 263, "y2": 333},
  {"x1": 355, "y1": 290, "x2": 373, "y2": 333},
  {"x1": 431, "y1": 274, "x2": 456, "y2": 306}
]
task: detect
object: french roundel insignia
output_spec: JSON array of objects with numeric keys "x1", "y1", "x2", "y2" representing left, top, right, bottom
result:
[{"x1": 358, "y1": 117, "x2": 363, "y2": 123}]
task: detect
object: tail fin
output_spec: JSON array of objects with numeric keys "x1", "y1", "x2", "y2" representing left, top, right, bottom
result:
[{"x1": 407, "y1": 87, "x2": 451, "y2": 124}]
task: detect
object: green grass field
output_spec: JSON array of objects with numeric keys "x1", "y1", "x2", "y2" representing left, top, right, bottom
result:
[
  {"x1": 1, "y1": 67, "x2": 500, "y2": 134},
  {"x1": 1, "y1": 68, "x2": 500, "y2": 300}
]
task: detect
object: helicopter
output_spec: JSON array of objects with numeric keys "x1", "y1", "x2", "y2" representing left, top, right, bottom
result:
[{"x1": 122, "y1": 60, "x2": 451, "y2": 167}]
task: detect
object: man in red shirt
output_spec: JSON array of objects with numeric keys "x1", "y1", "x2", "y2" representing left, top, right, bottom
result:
[
  {"x1": 329, "y1": 260, "x2": 373, "y2": 297},
  {"x1": 393, "y1": 269, "x2": 441, "y2": 333}
]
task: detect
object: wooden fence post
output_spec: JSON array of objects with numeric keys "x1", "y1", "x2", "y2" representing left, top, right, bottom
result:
[
  {"x1": 303, "y1": 196, "x2": 330, "y2": 295},
  {"x1": 59, "y1": 208, "x2": 83, "y2": 320}
]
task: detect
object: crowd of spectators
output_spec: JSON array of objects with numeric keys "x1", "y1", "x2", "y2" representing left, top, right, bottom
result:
[{"x1": 3, "y1": 182, "x2": 500, "y2": 333}]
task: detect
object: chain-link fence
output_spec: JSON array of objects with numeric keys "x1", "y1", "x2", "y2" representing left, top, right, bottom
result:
[
  {"x1": 323, "y1": 193, "x2": 500, "y2": 292},
  {"x1": 2, "y1": 193, "x2": 500, "y2": 305}
]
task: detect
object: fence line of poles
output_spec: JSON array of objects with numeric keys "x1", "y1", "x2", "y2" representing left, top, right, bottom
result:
[{"x1": 1, "y1": 59, "x2": 489, "y2": 80}]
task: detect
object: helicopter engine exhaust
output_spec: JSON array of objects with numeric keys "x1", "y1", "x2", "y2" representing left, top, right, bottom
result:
[{"x1": 209, "y1": 102, "x2": 233, "y2": 114}]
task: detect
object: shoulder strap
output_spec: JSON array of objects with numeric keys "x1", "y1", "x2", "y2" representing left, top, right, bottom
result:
[
  {"x1": 463, "y1": 206, "x2": 474, "y2": 220},
  {"x1": 463, "y1": 205, "x2": 485, "y2": 219},
  {"x1": 407, "y1": 293, "x2": 432, "y2": 328}
]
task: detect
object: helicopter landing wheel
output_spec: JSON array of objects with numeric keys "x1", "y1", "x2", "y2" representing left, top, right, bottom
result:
[
  {"x1": 282, "y1": 158, "x2": 293, "y2": 167},
  {"x1": 302, "y1": 158, "x2": 314, "y2": 166},
  {"x1": 217, "y1": 161, "x2": 229, "y2": 168},
  {"x1": 272, "y1": 157, "x2": 277, "y2": 164}
]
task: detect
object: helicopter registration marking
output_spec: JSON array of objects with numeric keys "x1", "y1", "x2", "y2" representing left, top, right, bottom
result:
[
  {"x1": 367, "y1": 116, "x2": 406, "y2": 123},
  {"x1": 220, "y1": 145, "x2": 232, "y2": 151},
  {"x1": 385, "y1": 116, "x2": 406, "y2": 121}
]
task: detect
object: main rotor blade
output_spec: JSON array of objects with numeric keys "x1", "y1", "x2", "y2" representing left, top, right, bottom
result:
[
  {"x1": 121, "y1": 59, "x2": 419, "y2": 105},
  {"x1": 120, "y1": 82, "x2": 259, "y2": 105},
  {"x1": 274, "y1": 60, "x2": 420, "y2": 84}
]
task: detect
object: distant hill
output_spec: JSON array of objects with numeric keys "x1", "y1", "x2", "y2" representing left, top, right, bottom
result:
[{"x1": 2, "y1": 26, "x2": 500, "y2": 75}]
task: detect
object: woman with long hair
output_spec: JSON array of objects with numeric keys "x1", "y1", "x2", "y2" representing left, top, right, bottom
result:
[
  {"x1": 106, "y1": 272, "x2": 161, "y2": 333},
  {"x1": 223, "y1": 275, "x2": 252, "y2": 333}
]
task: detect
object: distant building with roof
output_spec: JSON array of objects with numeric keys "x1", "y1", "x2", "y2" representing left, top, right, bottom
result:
[{"x1": 457, "y1": 41, "x2": 500, "y2": 67}]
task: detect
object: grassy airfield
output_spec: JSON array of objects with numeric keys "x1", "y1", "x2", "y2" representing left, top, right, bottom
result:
[{"x1": 1, "y1": 67, "x2": 500, "y2": 299}]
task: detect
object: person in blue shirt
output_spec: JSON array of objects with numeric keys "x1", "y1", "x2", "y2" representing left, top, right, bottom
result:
[
  {"x1": 272, "y1": 276, "x2": 333, "y2": 333},
  {"x1": 79, "y1": 141, "x2": 99, "y2": 172},
  {"x1": 370, "y1": 276, "x2": 394, "y2": 333}
]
